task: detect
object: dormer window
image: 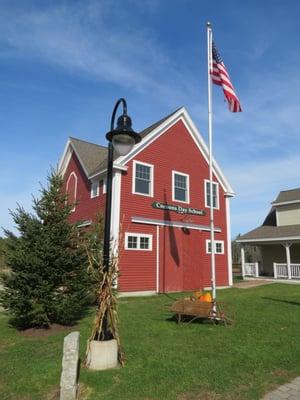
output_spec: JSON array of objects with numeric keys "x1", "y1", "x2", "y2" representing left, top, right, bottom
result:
[{"x1": 91, "y1": 181, "x2": 99, "y2": 198}]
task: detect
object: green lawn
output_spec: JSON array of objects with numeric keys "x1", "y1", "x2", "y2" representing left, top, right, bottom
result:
[{"x1": 0, "y1": 283, "x2": 300, "y2": 400}]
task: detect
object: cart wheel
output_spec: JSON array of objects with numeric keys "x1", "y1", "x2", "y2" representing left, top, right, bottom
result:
[{"x1": 217, "y1": 302, "x2": 236, "y2": 326}]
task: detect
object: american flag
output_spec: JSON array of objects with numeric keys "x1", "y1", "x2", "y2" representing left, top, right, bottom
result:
[{"x1": 211, "y1": 41, "x2": 242, "y2": 112}]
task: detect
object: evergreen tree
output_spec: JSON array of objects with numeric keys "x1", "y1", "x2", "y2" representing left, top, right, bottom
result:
[{"x1": 0, "y1": 171, "x2": 89, "y2": 328}]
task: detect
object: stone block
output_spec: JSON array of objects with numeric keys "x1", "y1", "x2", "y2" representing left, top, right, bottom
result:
[{"x1": 60, "y1": 331, "x2": 80, "y2": 400}]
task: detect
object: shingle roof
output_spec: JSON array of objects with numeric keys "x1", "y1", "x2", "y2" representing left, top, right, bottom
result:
[
  {"x1": 272, "y1": 188, "x2": 300, "y2": 204},
  {"x1": 70, "y1": 107, "x2": 183, "y2": 177},
  {"x1": 237, "y1": 224, "x2": 300, "y2": 242},
  {"x1": 69, "y1": 137, "x2": 107, "y2": 176}
]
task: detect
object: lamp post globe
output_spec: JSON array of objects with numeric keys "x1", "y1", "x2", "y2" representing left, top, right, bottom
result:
[
  {"x1": 106, "y1": 102, "x2": 141, "y2": 156},
  {"x1": 103, "y1": 98, "x2": 141, "y2": 273}
]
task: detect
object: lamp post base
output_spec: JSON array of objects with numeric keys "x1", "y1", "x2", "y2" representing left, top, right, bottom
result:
[{"x1": 86, "y1": 339, "x2": 118, "y2": 370}]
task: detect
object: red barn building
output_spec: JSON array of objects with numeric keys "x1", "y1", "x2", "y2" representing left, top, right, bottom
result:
[{"x1": 59, "y1": 107, "x2": 234, "y2": 295}]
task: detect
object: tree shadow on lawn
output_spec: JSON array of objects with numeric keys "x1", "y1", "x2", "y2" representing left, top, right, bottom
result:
[
  {"x1": 262, "y1": 297, "x2": 300, "y2": 307},
  {"x1": 165, "y1": 314, "x2": 216, "y2": 326}
]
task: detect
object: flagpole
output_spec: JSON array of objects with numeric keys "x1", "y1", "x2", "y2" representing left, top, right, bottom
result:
[{"x1": 207, "y1": 22, "x2": 216, "y2": 305}]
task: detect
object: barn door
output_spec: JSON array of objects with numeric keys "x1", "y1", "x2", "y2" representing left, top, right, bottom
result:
[
  {"x1": 182, "y1": 229, "x2": 203, "y2": 291},
  {"x1": 159, "y1": 226, "x2": 183, "y2": 292}
]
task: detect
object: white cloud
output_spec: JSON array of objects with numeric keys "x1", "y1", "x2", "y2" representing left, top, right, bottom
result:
[{"x1": 0, "y1": 1, "x2": 194, "y2": 108}]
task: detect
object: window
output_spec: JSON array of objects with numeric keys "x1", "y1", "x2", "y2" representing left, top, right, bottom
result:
[
  {"x1": 102, "y1": 179, "x2": 107, "y2": 194},
  {"x1": 125, "y1": 233, "x2": 152, "y2": 251},
  {"x1": 91, "y1": 181, "x2": 99, "y2": 198},
  {"x1": 172, "y1": 171, "x2": 189, "y2": 203},
  {"x1": 205, "y1": 180, "x2": 219, "y2": 209},
  {"x1": 66, "y1": 171, "x2": 77, "y2": 212},
  {"x1": 206, "y1": 240, "x2": 224, "y2": 254},
  {"x1": 133, "y1": 161, "x2": 153, "y2": 196}
]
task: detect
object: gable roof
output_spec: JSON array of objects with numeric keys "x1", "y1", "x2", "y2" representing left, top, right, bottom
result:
[
  {"x1": 87, "y1": 108, "x2": 181, "y2": 177},
  {"x1": 237, "y1": 224, "x2": 300, "y2": 243},
  {"x1": 237, "y1": 189, "x2": 300, "y2": 243},
  {"x1": 69, "y1": 137, "x2": 107, "y2": 176},
  {"x1": 272, "y1": 188, "x2": 300, "y2": 205},
  {"x1": 115, "y1": 106, "x2": 234, "y2": 196},
  {"x1": 59, "y1": 106, "x2": 234, "y2": 196}
]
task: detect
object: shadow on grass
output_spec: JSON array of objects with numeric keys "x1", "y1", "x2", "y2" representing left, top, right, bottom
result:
[
  {"x1": 165, "y1": 314, "x2": 214, "y2": 326},
  {"x1": 7, "y1": 303, "x2": 92, "y2": 333},
  {"x1": 262, "y1": 297, "x2": 300, "y2": 306}
]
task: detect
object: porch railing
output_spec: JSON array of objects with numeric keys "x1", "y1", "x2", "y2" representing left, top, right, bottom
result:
[
  {"x1": 244, "y1": 262, "x2": 259, "y2": 277},
  {"x1": 273, "y1": 263, "x2": 300, "y2": 279}
]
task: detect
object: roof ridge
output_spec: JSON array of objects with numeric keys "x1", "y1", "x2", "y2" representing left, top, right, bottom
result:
[
  {"x1": 69, "y1": 136, "x2": 107, "y2": 150},
  {"x1": 279, "y1": 187, "x2": 300, "y2": 193}
]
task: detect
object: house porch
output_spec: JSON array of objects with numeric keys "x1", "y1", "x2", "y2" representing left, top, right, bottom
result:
[{"x1": 240, "y1": 241, "x2": 300, "y2": 280}]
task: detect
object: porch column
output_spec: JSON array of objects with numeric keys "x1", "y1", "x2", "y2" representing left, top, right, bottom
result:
[
  {"x1": 284, "y1": 243, "x2": 292, "y2": 279},
  {"x1": 241, "y1": 246, "x2": 245, "y2": 278}
]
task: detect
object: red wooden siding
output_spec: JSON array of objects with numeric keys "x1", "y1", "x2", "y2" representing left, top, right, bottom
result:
[
  {"x1": 119, "y1": 225, "x2": 157, "y2": 292},
  {"x1": 63, "y1": 152, "x2": 106, "y2": 224},
  {"x1": 118, "y1": 119, "x2": 229, "y2": 292}
]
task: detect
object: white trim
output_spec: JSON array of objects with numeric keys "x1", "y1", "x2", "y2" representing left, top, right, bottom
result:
[
  {"x1": 203, "y1": 285, "x2": 231, "y2": 290},
  {"x1": 118, "y1": 291, "x2": 157, "y2": 298},
  {"x1": 125, "y1": 233, "x2": 153, "y2": 251},
  {"x1": 58, "y1": 139, "x2": 72, "y2": 176},
  {"x1": 225, "y1": 197, "x2": 233, "y2": 286},
  {"x1": 111, "y1": 171, "x2": 122, "y2": 250},
  {"x1": 89, "y1": 164, "x2": 127, "y2": 180},
  {"x1": 60, "y1": 140, "x2": 90, "y2": 177},
  {"x1": 272, "y1": 199, "x2": 300, "y2": 207},
  {"x1": 90, "y1": 180, "x2": 100, "y2": 198},
  {"x1": 66, "y1": 171, "x2": 77, "y2": 212},
  {"x1": 132, "y1": 160, "x2": 154, "y2": 197},
  {"x1": 131, "y1": 216, "x2": 221, "y2": 232},
  {"x1": 156, "y1": 226, "x2": 160, "y2": 293},
  {"x1": 241, "y1": 246, "x2": 245, "y2": 278},
  {"x1": 102, "y1": 178, "x2": 107, "y2": 194},
  {"x1": 206, "y1": 239, "x2": 224, "y2": 254},
  {"x1": 78, "y1": 220, "x2": 92, "y2": 228},
  {"x1": 172, "y1": 170, "x2": 190, "y2": 204},
  {"x1": 116, "y1": 107, "x2": 234, "y2": 197},
  {"x1": 237, "y1": 236, "x2": 300, "y2": 243},
  {"x1": 204, "y1": 179, "x2": 219, "y2": 209}
]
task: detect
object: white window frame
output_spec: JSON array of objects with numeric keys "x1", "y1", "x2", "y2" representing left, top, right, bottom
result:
[
  {"x1": 206, "y1": 240, "x2": 224, "y2": 254},
  {"x1": 125, "y1": 233, "x2": 153, "y2": 251},
  {"x1": 66, "y1": 171, "x2": 77, "y2": 212},
  {"x1": 102, "y1": 178, "x2": 107, "y2": 194},
  {"x1": 204, "y1": 179, "x2": 219, "y2": 209},
  {"x1": 90, "y1": 180, "x2": 100, "y2": 198},
  {"x1": 132, "y1": 160, "x2": 154, "y2": 197},
  {"x1": 172, "y1": 170, "x2": 190, "y2": 204}
]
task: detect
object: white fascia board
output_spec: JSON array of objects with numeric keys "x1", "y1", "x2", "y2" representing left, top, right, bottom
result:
[
  {"x1": 116, "y1": 107, "x2": 235, "y2": 197},
  {"x1": 117, "y1": 109, "x2": 183, "y2": 165},
  {"x1": 58, "y1": 139, "x2": 72, "y2": 176},
  {"x1": 182, "y1": 109, "x2": 235, "y2": 196},
  {"x1": 58, "y1": 138, "x2": 89, "y2": 178},
  {"x1": 88, "y1": 164, "x2": 127, "y2": 180},
  {"x1": 236, "y1": 236, "x2": 300, "y2": 243},
  {"x1": 131, "y1": 216, "x2": 221, "y2": 232},
  {"x1": 272, "y1": 200, "x2": 300, "y2": 207}
]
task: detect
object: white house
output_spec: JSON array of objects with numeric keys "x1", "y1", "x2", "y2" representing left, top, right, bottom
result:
[{"x1": 237, "y1": 188, "x2": 300, "y2": 280}]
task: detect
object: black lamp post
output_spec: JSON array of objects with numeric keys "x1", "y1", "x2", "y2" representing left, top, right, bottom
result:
[{"x1": 101, "y1": 98, "x2": 141, "y2": 340}]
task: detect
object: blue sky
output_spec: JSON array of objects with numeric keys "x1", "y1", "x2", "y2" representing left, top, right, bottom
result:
[{"x1": 1, "y1": 0, "x2": 300, "y2": 238}]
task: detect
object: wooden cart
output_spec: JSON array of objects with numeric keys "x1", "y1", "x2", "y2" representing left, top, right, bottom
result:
[{"x1": 170, "y1": 297, "x2": 235, "y2": 326}]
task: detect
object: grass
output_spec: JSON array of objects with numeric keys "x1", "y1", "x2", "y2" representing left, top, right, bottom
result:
[{"x1": 0, "y1": 283, "x2": 300, "y2": 399}]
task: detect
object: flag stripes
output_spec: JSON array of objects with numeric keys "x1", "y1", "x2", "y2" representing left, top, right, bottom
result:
[{"x1": 211, "y1": 41, "x2": 242, "y2": 112}]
